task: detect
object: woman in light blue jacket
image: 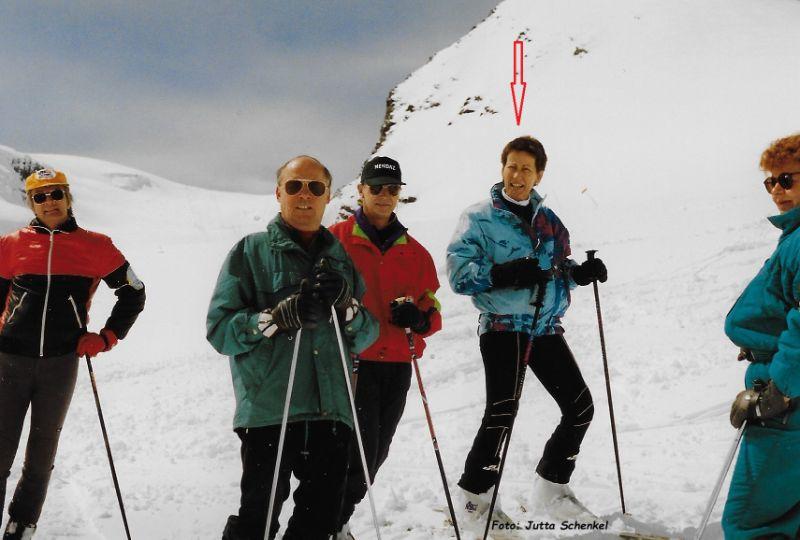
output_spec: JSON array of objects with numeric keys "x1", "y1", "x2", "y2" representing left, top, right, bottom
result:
[
  {"x1": 447, "y1": 136, "x2": 607, "y2": 527},
  {"x1": 723, "y1": 133, "x2": 800, "y2": 539}
]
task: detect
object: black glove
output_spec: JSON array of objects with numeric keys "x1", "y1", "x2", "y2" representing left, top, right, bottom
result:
[
  {"x1": 490, "y1": 257, "x2": 550, "y2": 289},
  {"x1": 267, "y1": 279, "x2": 326, "y2": 332},
  {"x1": 312, "y1": 261, "x2": 353, "y2": 311},
  {"x1": 571, "y1": 258, "x2": 607, "y2": 286},
  {"x1": 730, "y1": 379, "x2": 792, "y2": 428},
  {"x1": 389, "y1": 298, "x2": 431, "y2": 334}
]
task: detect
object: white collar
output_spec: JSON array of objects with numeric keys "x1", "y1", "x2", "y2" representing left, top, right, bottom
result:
[{"x1": 501, "y1": 187, "x2": 531, "y2": 207}]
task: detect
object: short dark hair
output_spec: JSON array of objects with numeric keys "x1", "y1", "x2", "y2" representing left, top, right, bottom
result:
[
  {"x1": 501, "y1": 136, "x2": 547, "y2": 172},
  {"x1": 275, "y1": 155, "x2": 332, "y2": 186}
]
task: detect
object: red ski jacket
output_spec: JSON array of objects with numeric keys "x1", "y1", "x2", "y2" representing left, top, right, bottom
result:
[
  {"x1": 329, "y1": 214, "x2": 441, "y2": 363},
  {"x1": 0, "y1": 217, "x2": 146, "y2": 358}
]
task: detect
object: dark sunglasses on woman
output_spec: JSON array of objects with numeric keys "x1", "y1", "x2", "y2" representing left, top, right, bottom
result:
[
  {"x1": 32, "y1": 188, "x2": 66, "y2": 204},
  {"x1": 368, "y1": 184, "x2": 402, "y2": 196},
  {"x1": 764, "y1": 172, "x2": 800, "y2": 193},
  {"x1": 283, "y1": 179, "x2": 328, "y2": 196}
]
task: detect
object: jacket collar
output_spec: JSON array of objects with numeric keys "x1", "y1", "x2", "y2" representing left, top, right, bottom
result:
[
  {"x1": 267, "y1": 213, "x2": 334, "y2": 252},
  {"x1": 490, "y1": 182, "x2": 544, "y2": 219},
  {"x1": 353, "y1": 207, "x2": 407, "y2": 252},
  {"x1": 768, "y1": 205, "x2": 800, "y2": 239},
  {"x1": 29, "y1": 216, "x2": 78, "y2": 234}
]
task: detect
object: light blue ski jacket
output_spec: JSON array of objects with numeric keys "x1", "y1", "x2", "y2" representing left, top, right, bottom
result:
[{"x1": 446, "y1": 182, "x2": 577, "y2": 336}]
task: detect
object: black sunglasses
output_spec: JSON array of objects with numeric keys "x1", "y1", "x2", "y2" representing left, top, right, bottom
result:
[
  {"x1": 764, "y1": 172, "x2": 800, "y2": 193},
  {"x1": 283, "y1": 179, "x2": 328, "y2": 197},
  {"x1": 32, "y1": 189, "x2": 65, "y2": 204},
  {"x1": 368, "y1": 184, "x2": 402, "y2": 196}
]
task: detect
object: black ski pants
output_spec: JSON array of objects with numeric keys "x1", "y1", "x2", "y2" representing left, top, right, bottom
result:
[
  {"x1": 459, "y1": 332, "x2": 593, "y2": 494},
  {"x1": 337, "y1": 360, "x2": 412, "y2": 528},
  {"x1": 226, "y1": 420, "x2": 351, "y2": 540},
  {"x1": 0, "y1": 351, "x2": 79, "y2": 528}
]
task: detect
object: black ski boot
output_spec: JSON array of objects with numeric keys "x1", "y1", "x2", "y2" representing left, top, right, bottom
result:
[{"x1": 3, "y1": 521, "x2": 36, "y2": 540}]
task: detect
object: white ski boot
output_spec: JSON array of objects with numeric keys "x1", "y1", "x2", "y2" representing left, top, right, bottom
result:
[
  {"x1": 457, "y1": 486, "x2": 521, "y2": 539},
  {"x1": 3, "y1": 521, "x2": 36, "y2": 540},
  {"x1": 530, "y1": 474, "x2": 597, "y2": 523}
]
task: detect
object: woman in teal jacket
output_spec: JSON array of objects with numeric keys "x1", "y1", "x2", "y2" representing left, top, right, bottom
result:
[{"x1": 724, "y1": 133, "x2": 800, "y2": 539}]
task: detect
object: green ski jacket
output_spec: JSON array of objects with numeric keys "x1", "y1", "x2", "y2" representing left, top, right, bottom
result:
[{"x1": 206, "y1": 215, "x2": 378, "y2": 430}]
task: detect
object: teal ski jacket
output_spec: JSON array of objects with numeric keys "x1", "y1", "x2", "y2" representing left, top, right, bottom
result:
[
  {"x1": 722, "y1": 205, "x2": 800, "y2": 539},
  {"x1": 206, "y1": 215, "x2": 379, "y2": 430}
]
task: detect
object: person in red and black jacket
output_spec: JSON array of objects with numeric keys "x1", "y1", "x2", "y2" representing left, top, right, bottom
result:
[
  {"x1": 329, "y1": 156, "x2": 441, "y2": 538},
  {"x1": 0, "y1": 169, "x2": 145, "y2": 538}
]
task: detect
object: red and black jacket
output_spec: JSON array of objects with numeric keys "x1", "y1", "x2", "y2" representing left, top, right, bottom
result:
[
  {"x1": 0, "y1": 217, "x2": 146, "y2": 358},
  {"x1": 329, "y1": 211, "x2": 442, "y2": 363}
]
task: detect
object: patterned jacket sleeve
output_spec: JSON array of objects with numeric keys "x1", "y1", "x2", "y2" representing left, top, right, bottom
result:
[
  {"x1": 545, "y1": 208, "x2": 579, "y2": 290},
  {"x1": 206, "y1": 239, "x2": 263, "y2": 357},
  {"x1": 102, "y1": 260, "x2": 146, "y2": 339},
  {"x1": 446, "y1": 209, "x2": 493, "y2": 295}
]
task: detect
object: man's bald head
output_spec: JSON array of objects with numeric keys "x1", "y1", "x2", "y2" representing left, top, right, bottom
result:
[{"x1": 276, "y1": 155, "x2": 332, "y2": 186}]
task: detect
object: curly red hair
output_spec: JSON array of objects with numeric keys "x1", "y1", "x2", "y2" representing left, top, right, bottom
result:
[{"x1": 761, "y1": 133, "x2": 800, "y2": 171}]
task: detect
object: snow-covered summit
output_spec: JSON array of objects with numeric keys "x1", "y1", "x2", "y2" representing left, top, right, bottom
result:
[{"x1": 332, "y1": 0, "x2": 800, "y2": 274}]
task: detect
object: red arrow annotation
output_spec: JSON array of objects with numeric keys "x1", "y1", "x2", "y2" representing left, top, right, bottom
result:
[{"x1": 510, "y1": 40, "x2": 527, "y2": 126}]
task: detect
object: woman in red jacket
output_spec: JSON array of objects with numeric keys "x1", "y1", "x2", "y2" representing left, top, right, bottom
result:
[
  {"x1": 0, "y1": 169, "x2": 145, "y2": 539},
  {"x1": 330, "y1": 157, "x2": 442, "y2": 539}
]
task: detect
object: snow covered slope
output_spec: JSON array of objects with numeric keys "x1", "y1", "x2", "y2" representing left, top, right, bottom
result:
[
  {"x1": 2, "y1": 0, "x2": 800, "y2": 538},
  {"x1": 329, "y1": 0, "x2": 800, "y2": 538}
]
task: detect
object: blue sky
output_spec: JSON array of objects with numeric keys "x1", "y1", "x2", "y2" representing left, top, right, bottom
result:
[{"x1": 0, "y1": 1, "x2": 497, "y2": 191}]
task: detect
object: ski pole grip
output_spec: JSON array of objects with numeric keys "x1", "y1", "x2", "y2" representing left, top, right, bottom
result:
[{"x1": 586, "y1": 249, "x2": 597, "y2": 260}]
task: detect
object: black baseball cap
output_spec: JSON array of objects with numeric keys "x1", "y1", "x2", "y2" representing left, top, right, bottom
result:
[{"x1": 360, "y1": 156, "x2": 405, "y2": 186}]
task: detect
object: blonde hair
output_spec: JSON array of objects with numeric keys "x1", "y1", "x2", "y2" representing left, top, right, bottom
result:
[{"x1": 761, "y1": 133, "x2": 800, "y2": 171}]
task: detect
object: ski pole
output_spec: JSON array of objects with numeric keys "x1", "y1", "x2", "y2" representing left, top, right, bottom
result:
[
  {"x1": 586, "y1": 249, "x2": 626, "y2": 514},
  {"x1": 83, "y1": 354, "x2": 133, "y2": 540},
  {"x1": 483, "y1": 283, "x2": 547, "y2": 540},
  {"x1": 71, "y1": 308, "x2": 132, "y2": 540},
  {"x1": 694, "y1": 422, "x2": 746, "y2": 540},
  {"x1": 330, "y1": 306, "x2": 382, "y2": 540},
  {"x1": 264, "y1": 328, "x2": 302, "y2": 540},
  {"x1": 334, "y1": 355, "x2": 361, "y2": 531},
  {"x1": 403, "y1": 326, "x2": 461, "y2": 540}
]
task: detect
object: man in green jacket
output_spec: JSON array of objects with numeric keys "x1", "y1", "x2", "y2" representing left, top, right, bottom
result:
[{"x1": 207, "y1": 155, "x2": 379, "y2": 540}]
